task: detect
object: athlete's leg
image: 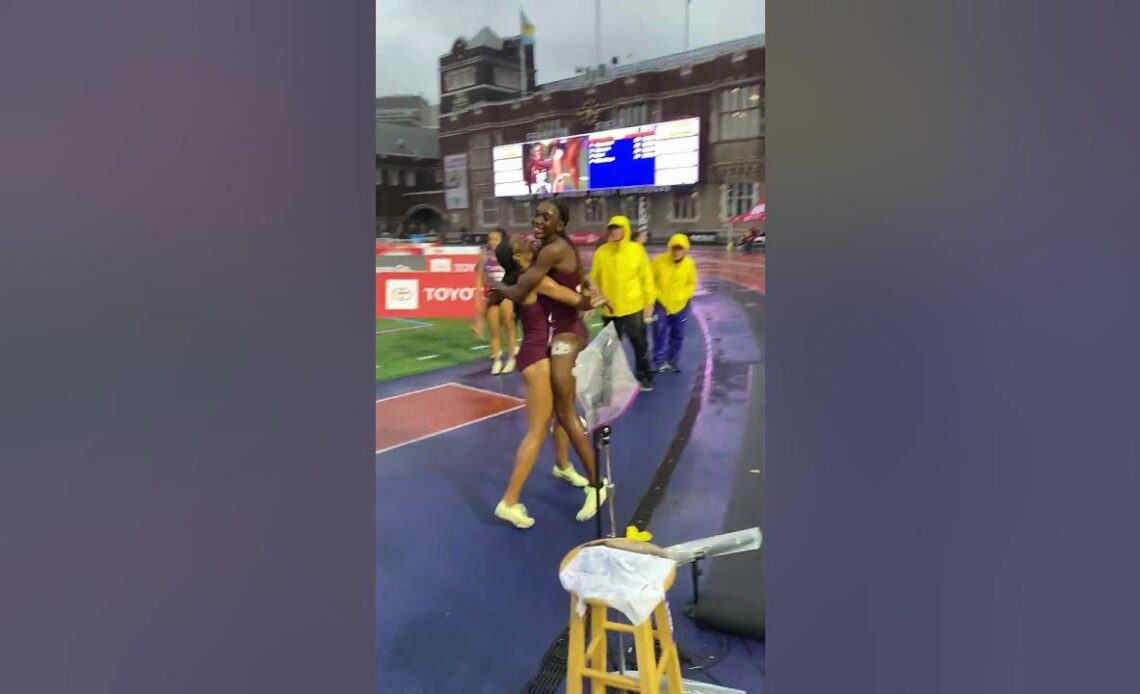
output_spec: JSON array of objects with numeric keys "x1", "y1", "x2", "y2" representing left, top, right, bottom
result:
[
  {"x1": 501, "y1": 299, "x2": 518, "y2": 367},
  {"x1": 551, "y1": 422, "x2": 589, "y2": 487},
  {"x1": 553, "y1": 423, "x2": 571, "y2": 470},
  {"x1": 549, "y1": 336, "x2": 594, "y2": 481},
  {"x1": 549, "y1": 334, "x2": 607, "y2": 520},
  {"x1": 486, "y1": 304, "x2": 503, "y2": 373},
  {"x1": 496, "y1": 360, "x2": 553, "y2": 528}
]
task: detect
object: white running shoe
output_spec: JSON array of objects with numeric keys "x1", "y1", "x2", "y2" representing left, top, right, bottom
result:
[
  {"x1": 502, "y1": 357, "x2": 516, "y2": 374},
  {"x1": 490, "y1": 359, "x2": 503, "y2": 375},
  {"x1": 495, "y1": 501, "x2": 535, "y2": 529},
  {"x1": 576, "y1": 482, "x2": 609, "y2": 522},
  {"x1": 552, "y1": 465, "x2": 589, "y2": 487}
]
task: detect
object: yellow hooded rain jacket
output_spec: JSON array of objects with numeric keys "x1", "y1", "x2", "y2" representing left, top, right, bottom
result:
[
  {"x1": 589, "y1": 215, "x2": 657, "y2": 318},
  {"x1": 652, "y1": 233, "x2": 698, "y2": 315}
]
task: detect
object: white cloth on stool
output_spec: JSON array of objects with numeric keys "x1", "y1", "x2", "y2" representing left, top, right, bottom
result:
[{"x1": 559, "y1": 546, "x2": 677, "y2": 626}]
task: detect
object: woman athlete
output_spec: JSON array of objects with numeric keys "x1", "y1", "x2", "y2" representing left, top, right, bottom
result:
[
  {"x1": 473, "y1": 228, "x2": 517, "y2": 374},
  {"x1": 493, "y1": 233, "x2": 607, "y2": 529},
  {"x1": 490, "y1": 199, "x2": 609, "y2": 522}
]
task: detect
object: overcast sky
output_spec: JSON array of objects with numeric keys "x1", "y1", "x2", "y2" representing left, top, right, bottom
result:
[{"x1": 376, "y1": 0, "x2": 765, "y2": 101}]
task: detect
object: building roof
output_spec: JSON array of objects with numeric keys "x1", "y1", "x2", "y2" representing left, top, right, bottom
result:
[
  {"x1": 467, "y1": 26, "x2": 504, "y2": 51},
  {"x1": 375, "y1": 94, "x2": 428, "y2": 110},
  {"x1": 542, "y1": 34, "x2": 764, "y2": 94},
  {"x1": 375, "y1": 122, "x2": 440, "y2": 158}
]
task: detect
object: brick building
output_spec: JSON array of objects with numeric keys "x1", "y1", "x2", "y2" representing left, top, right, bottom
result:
[
  {"x1": 374, "y1": 121, "x2": 446, "y2": 238},
  {"x1": 438, "y1": 29, "x2": 764, "y2": 242}
]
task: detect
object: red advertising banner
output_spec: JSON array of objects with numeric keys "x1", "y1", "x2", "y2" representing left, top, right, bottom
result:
[
  {"x1": 423, "y1": 245, "x2": 482, "y2": 255},
  {"x1": 375, "y1": 242, "x2": 438, "y2": 256},
  {"x1": 376, "y1": 271, "x2": 480, "y2": 318},
  {"x1": 567, "y1": 231, "x2": 606, "y2": 246},
  {"x1": 425, "y1": 254, "x2": 481, "y2": 273}
]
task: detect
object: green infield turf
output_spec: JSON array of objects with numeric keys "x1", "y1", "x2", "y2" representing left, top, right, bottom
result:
[{"x1": 376, "y1": 315, "x2": 605, "y2": 382}]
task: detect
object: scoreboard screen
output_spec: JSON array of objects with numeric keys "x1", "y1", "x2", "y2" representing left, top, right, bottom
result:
[{"x1": 492, "y1": 117, "x2": 700, "y2": 197}]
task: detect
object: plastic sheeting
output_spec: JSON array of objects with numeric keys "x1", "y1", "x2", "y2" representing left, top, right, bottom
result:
[
  {"x1": 558, "y1": 545, "x2": 677, "y2": 626},
  {"x1": 573, "y1": 322, "x2": 639, "y2": 432}
]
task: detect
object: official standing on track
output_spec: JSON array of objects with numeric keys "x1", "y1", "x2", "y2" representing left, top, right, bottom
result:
[
  {"x1": 589, "y1": 215, "x2": 658, "y2": 391},
  {"x1": 651, "y1": 233, "x2": 698, "y2": 373}
]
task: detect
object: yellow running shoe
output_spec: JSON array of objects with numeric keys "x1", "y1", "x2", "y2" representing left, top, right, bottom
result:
[
  {"x1": 552, "y1": 465, "x2": 589, "y2": 488},
  {"x1": 494, "y1": 501, "x2": 535, "y2": 529},
  {"x1": 575, "y1": 482, "x2": 609, "y2": 522}
]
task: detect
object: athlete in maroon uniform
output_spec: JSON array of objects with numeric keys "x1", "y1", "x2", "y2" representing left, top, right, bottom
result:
[
  {"x1": 493, "y1": 234, "x2": 607, "y2": 529},
  {"x1": 490, "y1": 200, "x2": 609, "y2": 522}
]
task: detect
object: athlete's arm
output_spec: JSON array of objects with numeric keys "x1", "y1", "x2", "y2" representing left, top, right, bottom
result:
[
  {"x1": 495, "y1": 242, "x2": 559, "y2": 303},
  {"x1": 537, "y1": 276, "x2": 606, "y2": 309}
]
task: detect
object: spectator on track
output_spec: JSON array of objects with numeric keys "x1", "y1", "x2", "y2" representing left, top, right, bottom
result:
[
  {"x1": 589, "y1": 215, "x2": 658, "y2": 391},
  {"x1": 651, "y1": 234, "x2": 699, "y2": 374}
]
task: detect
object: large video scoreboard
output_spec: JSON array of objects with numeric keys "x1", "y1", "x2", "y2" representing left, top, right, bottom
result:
[{"x1": 492, "y1": 117, "x2": 700, "y2": 197}]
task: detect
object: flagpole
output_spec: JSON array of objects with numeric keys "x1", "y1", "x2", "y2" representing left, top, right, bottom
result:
[
  {"x1": 519, "y1": 7, "x2": 528, "y2": 97},
  {"x1": 519, "y1": 38, "x2": 527, "y2": 97},
  {"x1": 684, "y1": 0, "x2": 690, "y2": 51},
  {"x1": 595, "y1": 0, "x2": 601, "y2": 72}
]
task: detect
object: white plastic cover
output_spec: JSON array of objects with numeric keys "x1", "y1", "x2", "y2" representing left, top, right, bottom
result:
[
  {"x1": 558, "y1": 546, "x2": 677, "y2": 626},
  {"x1": 663, "y1": 527, "x2": 763, "y2": 564},
  {"x1": 573, "y1": 322, "x2": 639, "y2": 432}
]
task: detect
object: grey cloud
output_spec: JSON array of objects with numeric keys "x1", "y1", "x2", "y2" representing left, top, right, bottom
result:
[{"x1": 376, "y1": 0, "x2": 764, "y2": 101}]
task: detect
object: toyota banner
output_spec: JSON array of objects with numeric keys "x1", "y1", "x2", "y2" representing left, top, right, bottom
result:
[{"x1": 376, "y1": 271, "x2": 480, "y2": 318}]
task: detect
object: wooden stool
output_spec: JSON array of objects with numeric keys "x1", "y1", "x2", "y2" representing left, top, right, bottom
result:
[{"x1": 560, "y1": 539, "x2": 684, "y2": 694}]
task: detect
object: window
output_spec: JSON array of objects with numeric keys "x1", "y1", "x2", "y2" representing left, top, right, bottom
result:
[
  {"x1": 443, "y1": 66, "x2": 476, "y2": 92},
  {"x1": 468, "y1": 132, "x2": 491, "y2": 170},
  {"x1": 376, "y1": 166, "x2": 383, "y2": 185},
  {"x1": 479, "y1": 197, "x2": 499, "y2": 227},
  {"x1": 719, "y1": 83, "x2": 762, "y2": 141},
  {"x1": 405, "y1": 170, "x2": 416, "y2": 187},
  {"x1": 722, "y1": 182, "x2": 758, "y2": 219},
  {"x1": 671, "y1": 193, "x2": 700, "y2": 222},
  {"x1": 434, "y1": 168, "x2": 443, "y2": 184},
  {"x1": 612, "y1": 104, "x2": 648, "y2": 128},
  {"x1": 583, "y1": 198, "x2": 605, "y2": 225},
  {"x1": 387, "y1": 168, "x2": 399, "y2": 186},
  {"x1": 510, "y1": 202, "x2": 531, "y2": 227},
  {"x1": 533, "y1": 119, "x2": 566, "y2": 137},
  {"x1": 622, "y1": 196, "x2": 648, "y2": 226},
  {"x1": 493, "y1": 67, "x2": 521, "y2": 89}
]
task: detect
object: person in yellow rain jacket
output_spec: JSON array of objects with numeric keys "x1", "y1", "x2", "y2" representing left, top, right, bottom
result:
[
  {"x1": 650, "y1": 233, "x2": 699, "y2": 373},
  {"x1": 589, "y1": 215, "x2": 658, "y2": 391}
]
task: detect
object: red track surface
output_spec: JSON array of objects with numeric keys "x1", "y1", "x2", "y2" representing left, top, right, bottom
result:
[
  {"x1": 375, "y1": 383, "x2": 523, "y2": 454},
  {"x1": 694, "y1": 251, "x2": 765, "y2": 293}
]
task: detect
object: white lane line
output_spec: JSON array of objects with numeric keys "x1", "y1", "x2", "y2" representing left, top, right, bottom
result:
[
  {"x1": 375, "y1": 403, "x2": 526, "y2": 455},
  {"x1": 375, "y1": 381, "x2": 525, "y2": 406},
  {"x1": 446, "y1": 381, "x2": 525, "y2": 403}
]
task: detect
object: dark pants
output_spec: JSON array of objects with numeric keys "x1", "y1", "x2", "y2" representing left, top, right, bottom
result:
[
  {"x1": 652, "y1": 303, "x2": 689, "y2": 367},
  {"x1": 603, "y1": 312, "x2": 653, "y2": 384}
]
